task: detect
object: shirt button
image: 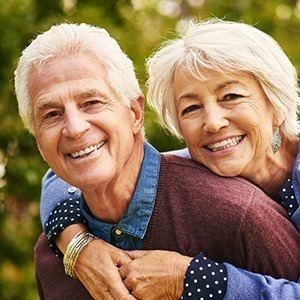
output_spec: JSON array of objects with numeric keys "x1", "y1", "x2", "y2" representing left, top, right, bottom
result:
[
  {"x1": 115, "y1": 229, "x2": 122, "y2": 235},
  {"x1": 68, "y1": 186, "x2": 77, "y2": 194}
]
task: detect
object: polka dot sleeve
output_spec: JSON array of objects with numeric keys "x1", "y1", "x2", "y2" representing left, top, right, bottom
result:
[
  {"x1": 45, "y1": 198, "x2": 87, "y2": 257},
  {"x1": 279, "y1": 178, "x2": 299, "y2": 217},
  {"x1": 181, "y1": 253, "x2": 227, "y2": 300}
]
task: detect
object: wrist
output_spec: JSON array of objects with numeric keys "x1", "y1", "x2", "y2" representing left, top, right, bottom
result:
[
  {"x1": 63, "y1": 231, "x2": 96, "y2": 278},
  {"x1": 171, "y1": 254, "x2": 193, "y2": 299},
  {"x1": 56, "y1": 223, "x2": 88, "y2": 253}
]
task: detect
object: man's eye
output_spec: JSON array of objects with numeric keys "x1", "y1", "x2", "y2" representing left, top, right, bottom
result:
[
  {"x1": 43, "y1": 111, "x2": 60, "y2": 120},
  {"x1": 182, "y1": 105, "x2": 200, "y2": 116},
  {"x1": 223, "y1": 93, "x2": 241, "y2": 101},
  {"x1": 83, "y1": 100, "x2": 102, "y2": 108}
]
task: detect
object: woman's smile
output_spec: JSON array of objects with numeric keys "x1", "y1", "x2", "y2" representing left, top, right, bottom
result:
[{"x1": 205, "y1": 135, "x2": 245, "y2": 152}]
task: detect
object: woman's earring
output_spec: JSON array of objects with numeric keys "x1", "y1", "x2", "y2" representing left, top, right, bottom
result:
[{"x1": 271, "y1": 126, "x2": 282, "y2": 154}]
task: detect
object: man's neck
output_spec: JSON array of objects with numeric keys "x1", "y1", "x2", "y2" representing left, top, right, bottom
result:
[{"x1": 82, "y1": 138, "x2": 145, "y2": 223}]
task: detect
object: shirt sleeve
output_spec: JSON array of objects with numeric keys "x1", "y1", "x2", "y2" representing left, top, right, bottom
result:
[
  {"x1": 224, "y1": 263, "x2": 300, "y2": 299},
  {"x1": 182, "y1": 259, "x2": 300, "y2": 300},
  {"x1": 181, "y1": 187, "x2": 300, "y2": 300},
  {"x1": 40, "y1": 169, "x2": 83, "y2": 229},
  {"x1": 45, "y1": 198, "x2": 87, "y2": 256},
  {"x1": 41, "y1": 169, "x2": 86, "y2": 256},
  {"x1": 181, "y1": 253, "x2": 227, "y2": 299}
]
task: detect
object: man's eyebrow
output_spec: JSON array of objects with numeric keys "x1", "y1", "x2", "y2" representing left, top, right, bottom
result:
[
  {"x1": 74, "y1": 89, "x2": 108, "y2": 101},
  {"x1": 36, "y1": 101, "x2": 57, "y2": 112}
]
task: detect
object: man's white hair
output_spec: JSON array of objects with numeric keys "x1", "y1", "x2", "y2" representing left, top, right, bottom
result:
[{"x1": 15, "y1": 23, "x2": 142, "y2": 134}]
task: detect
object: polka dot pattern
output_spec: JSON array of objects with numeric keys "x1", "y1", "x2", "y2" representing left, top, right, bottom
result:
[
  {"x1": 45, "y1": 198, "x2": 86, "y2": 257},
  {"x1": 181, "y1": 253, "x2": 227, "y2": 300},
  {"x1": 279, "y1": 178, "x2": 299, "y2": 217}
]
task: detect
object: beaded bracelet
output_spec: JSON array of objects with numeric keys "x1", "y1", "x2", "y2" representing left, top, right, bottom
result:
[{"x1": 63, "y1": 231, "x2": 96, "y2": 278}]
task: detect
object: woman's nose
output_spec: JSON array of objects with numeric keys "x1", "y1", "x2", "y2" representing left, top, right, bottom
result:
[{"x1": 202, "y1": 103, "x2": 229, "y2": 133}]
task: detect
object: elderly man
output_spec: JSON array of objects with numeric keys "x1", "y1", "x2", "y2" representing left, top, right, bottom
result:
[{"x1": 15, "y1": 23, "x2": 300, "y2": 300}]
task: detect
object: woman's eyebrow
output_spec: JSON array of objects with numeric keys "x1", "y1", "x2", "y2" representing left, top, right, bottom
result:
[
  {"x1": 177, "y1": 92, "x2": 199, "y2": 103},
  {"x1": 214, "y1": 80, "x2": 245, "y2": 92}
]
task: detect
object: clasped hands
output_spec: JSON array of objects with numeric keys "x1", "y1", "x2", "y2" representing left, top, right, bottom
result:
[{"x1": 75, "y1": 238, "x2": 192, "y2": 300}]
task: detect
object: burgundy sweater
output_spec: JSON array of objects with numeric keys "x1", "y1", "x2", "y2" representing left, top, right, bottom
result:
[{"x1": 35, "y1": 155, "x2": 300, "y2": 299}]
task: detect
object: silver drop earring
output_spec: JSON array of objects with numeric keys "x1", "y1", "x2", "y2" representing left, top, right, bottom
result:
[{"x1": 271, "y1": 126, "x2": 282, "y2": 154}]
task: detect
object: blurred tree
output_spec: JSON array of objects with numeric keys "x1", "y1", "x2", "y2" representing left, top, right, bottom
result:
[{"x1": 0, "y1": 0, "x2": 299, "y2": 298}]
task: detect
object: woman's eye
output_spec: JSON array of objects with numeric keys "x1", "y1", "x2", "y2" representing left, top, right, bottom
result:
[
  {"x1": 182, "y1": 105, "x2": 200, "y2": 116},
  {"x1": 223, "y1": 93, "x2": 241, "y2": 101}
]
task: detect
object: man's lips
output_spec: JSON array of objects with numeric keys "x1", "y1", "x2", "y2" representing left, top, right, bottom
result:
[{"x1": 68, "y1": 141, "x2": 106, "y2": 158}]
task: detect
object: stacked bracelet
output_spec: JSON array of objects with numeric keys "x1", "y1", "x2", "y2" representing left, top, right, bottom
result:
[{"x1": 63, "y1": 231, "x2": 96, "y2": 278}]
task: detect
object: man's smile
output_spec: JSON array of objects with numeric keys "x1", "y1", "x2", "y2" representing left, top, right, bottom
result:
[{"x1": 69, "y1": 140, "x2": 107, "y2": 158}]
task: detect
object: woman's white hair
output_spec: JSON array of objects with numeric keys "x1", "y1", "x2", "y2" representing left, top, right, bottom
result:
[
  {"x1": 146, "y1": 18, "x2": 300, "y2": 139},
  {"x1": 15, "y1": 23, "x2": 142, "y2": 134}
]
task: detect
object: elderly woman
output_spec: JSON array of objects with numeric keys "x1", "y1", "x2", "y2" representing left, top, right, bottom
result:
[
  {"x1": 37, "y1": 20, "x2": 300, "y2": 299},
  {"x1": 147, "y1": 18, "x2": 300, "y2": 227},
  {"x1": 146, "y1": 18, "x2": 300, "y2": 297}
]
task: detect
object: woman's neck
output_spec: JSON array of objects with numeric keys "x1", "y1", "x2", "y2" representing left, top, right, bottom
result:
[{"x1": 247, "y1": 137, "x2": 298, "y2": 201}]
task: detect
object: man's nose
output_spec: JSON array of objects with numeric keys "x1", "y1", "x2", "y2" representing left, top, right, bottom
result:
[{"x1": 62, "y1": 107, "x2": 91, "y2": 138}]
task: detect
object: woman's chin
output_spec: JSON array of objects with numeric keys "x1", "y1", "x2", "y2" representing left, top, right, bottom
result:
[{"x1": 208, "y1": 165, "x2": 243, "y2": 178}]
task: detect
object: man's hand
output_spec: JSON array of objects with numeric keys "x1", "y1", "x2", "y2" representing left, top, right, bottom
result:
[{"x1": 119, "y1": 250, "x2": 192, "y2": 300}]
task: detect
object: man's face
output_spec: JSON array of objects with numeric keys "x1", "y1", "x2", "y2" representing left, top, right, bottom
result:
[{"x1": 29, "y1": 54, "x2": 144, "y2": 192}]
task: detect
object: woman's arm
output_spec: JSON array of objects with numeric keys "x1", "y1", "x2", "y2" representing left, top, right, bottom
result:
[
  {"x1": 118, "y1": 190, "x2": 300, "y2": 299},
  {"x1": 41, "y1": 169, "x2": 300, "y2": 300},
  {"x1": 223, "y1": 263, "x2": 300, "y2": 300}
]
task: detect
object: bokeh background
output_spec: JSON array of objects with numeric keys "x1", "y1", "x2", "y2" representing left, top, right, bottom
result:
[{"x1": 1, "y1": 0, "x2": 300, "y2": 299}]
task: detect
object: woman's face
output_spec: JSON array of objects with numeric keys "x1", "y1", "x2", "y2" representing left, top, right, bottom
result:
[{"x1": 174, "y1": 67, "x2": 277, "y2": 178}]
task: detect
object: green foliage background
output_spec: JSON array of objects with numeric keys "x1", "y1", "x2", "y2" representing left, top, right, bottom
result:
[{"x1": 0, "y1": 0, "x2": 300, "y2": 298}]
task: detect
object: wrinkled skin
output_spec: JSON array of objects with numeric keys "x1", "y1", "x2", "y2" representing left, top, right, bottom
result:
[
  {"x1": 119, "y1": 250, "x2": 192, "y2": 300},
  {"x1": 75, "y1": 238, "x2": 137, "y2": 300}
]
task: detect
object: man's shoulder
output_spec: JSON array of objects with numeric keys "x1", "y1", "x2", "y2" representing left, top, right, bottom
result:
[{"x1": 160, "y1": 154, "x2": 265, "y2": 196}]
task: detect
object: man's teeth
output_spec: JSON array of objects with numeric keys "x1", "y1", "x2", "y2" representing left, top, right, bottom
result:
[
  {"x1": 70, "y1": 141, "x2": 105, "y2": 158},
  {"x1": 207, "y1": 136, "x2": 243, "y2": 152}
]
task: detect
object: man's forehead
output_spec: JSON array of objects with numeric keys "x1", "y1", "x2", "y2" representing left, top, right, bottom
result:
[{"x1": 35, "y1": 87, "x2": 111, "y2": 110}]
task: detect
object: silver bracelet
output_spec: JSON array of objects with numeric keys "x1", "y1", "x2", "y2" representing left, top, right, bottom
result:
[{"x1": 63, "y1": 231, "x2": 95, "y2": 278}]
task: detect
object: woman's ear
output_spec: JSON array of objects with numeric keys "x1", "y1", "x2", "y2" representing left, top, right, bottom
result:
[
  {"x1": 130, "y1": 95, "x2": 145, "y2": 134},
  {"x1": 273, "y1": 109, "x2": 285, "y2": 127}
]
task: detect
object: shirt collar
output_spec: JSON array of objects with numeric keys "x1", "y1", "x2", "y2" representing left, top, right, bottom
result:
[{"x1": 81, "y1": 142, "x2": 161, "y2": 241}]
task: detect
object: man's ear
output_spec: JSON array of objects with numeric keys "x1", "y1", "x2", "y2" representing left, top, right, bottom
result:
[
  {"x1": 130, "y1": 95, "x2": 145, "y2": 134},
  {"x1": 36, "y1": 141, "x2": 46, "y2": 162}
]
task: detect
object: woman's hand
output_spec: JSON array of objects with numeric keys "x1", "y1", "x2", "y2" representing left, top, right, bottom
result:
[
  {"x1": 119, "y1": 250, "x2": 192, "y2": 300},
  {"x1": 75, "y1": 238, "x2": 137, "y2": 300},
  {"x1": 56, "y1": 224, "x2": 137, "y2": 300}
]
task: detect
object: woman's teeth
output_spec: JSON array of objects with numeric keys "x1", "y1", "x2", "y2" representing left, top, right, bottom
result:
[{"x1": 207, "y1": 136, "x2": 243, "y2": 152}]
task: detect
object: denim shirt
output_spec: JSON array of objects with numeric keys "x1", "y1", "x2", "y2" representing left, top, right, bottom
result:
[{"x1": 81, "y1": 142, "x2": 160, "y2": 250}]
